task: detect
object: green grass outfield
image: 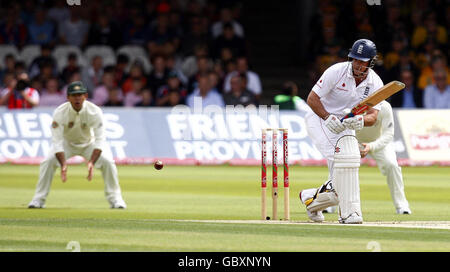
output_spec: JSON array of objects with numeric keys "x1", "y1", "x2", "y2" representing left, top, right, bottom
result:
[{"x1": 0, "y1": 164, "x2": 449, "y2": 252}]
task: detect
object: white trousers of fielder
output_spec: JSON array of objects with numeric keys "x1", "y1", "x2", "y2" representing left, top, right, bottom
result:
[
  {"x1": 30, "y1": 141, "x2": 125, "y2": 206},
  {"x1": 368, "y1": 141, "x2": 409, "y2": 211}
]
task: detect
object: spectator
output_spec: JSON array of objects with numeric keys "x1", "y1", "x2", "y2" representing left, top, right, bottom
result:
[
  {"x1": 156, "y1": 71, "x2": 187, "y2": 106},
  {"x1": 181, "y1": 43, "x2": 209, "y2": 78},
  {"x1": 124, "y1": 77, "x2": 145, "y2": 107},
  {"x1": 39, "y1": 77, "x2": 65, "y2": 107},
  {"x1": 58, "y1": 7, "x2": 89, "y2": 47},
  {"x1": 28, "y1": 44, "x2": 58, "y2": 79},
  {"x1": 61, "y1": 70, "x2": 82, "y2": 96},
  {"x1": 114, "y1": 54, "x2": 130, "y2": 87},
  {"x1": 187, "y1": 56, "x2": 212, "y2": 93},
  {"x1": 104, "y1": 87, "x2": 124, "y2": 107},
  {"x1": 383, "y1": 35, "x2": 408, "y2": 71},
  {"x1": 223, "y1": 56, "x2": 262, "y2": 100},
  {"x1": 186, "y1": 73, "x2": 224, "y2": 108},
  {"x1": 223, "y1": 73, "x2": 257, "y2": 107},
  {"x1": 18, "y1": 0, "x2": 35, "y2": 26},
  {"x1": 0, "y1": 54, "x2": 17, "y2": 86},
  {"x1": 92, "y1": 71, "x2": 122, "y2": 106},
  {"x1": 146, "y1": 13, "x2": 180, "y2": 57},
  {"x1": 122, "y1": 62, "x2": 147, "y2": 95},
  {"x1": 315, "y1": 39, "x2": 345, "y2": 75},
  {"x1": 180, "y1": 15, "x2": 211, "y2": 57},
  {"x1": 14, "y1": 61, "x2": 27, "y2": 76},
  {"x1": 47, "y1": 0, "x2": 70, "y2": 26},
  {"x1": 30, "y1": 76, "x2": 43, "y2": 93},
  {"x1": 208, "y1": 70, "x2": 222, "y2": 94},
  {"x1": 0, "y1": 7, "x2": 28, "y2": 47},
  {"x1": 166, "y1": 54, "x2": 188, "y2": 86},
  {"x1": 35, "y1": 62, "x2": 56, "y2": 86},
  {"x1": 168, "y1": 10, "x2": 184, "y2": 38},
  {"x1": 87, "y1": 14, "x2": 122, "y2": 49},
  {"x1": 390, "y1": 69, "x2": 423, "y2": 108},
  {"x1": 223, "y1": 58, "x2": 237, "y2": 75},
  {"x1": 81, "y1": 55, "x2": 104, "y2": 97},
  {"x1": 0, "y1": 72, "x2": 39, "y2": 109},
  {"x1": 27, "y1": 7, "x2": 56, "y2": 46},
  {"x1": 135, "y1": 88, "x2": 155, "y2": 107},
  {"x1": 411, "y1": 11, "x2": 447, "y2": 49},
  {"x1": 386, "y1": 49, "x2": 420, "y2": 84},
  {"x1": 212, "y1": 22, "x2": 246, "y2": 59},
  {"x1": 122, "y1": 8, "x2": 149, "y2": 47},
  {"x1": 211, "y1": 7, "x2": 244, "y2": 38},
  {"x1": 1, "y1": 72, "x2": 15, "y2": 93},
  {"x1": 417, "y1": 55, "x2": 450, "y2": 90},
  {"x1": 147, "y1": 55, "x2": 169, "y2": 96},
  {"x1": 61, "y1": 53, "x2": 81, "y2": 84},
  {"x1": 424, "y1": 69, "x2": 450, "y2": 109}
]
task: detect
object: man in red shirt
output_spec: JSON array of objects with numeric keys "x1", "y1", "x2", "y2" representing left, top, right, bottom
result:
[{"x1": 0, "y1": 73, "x2": 39, "y2": 109}]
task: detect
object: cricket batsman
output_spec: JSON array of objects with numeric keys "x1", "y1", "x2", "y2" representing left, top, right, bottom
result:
[
  {"x1": 299, "y1": 39, "x2": 383, "y2": 224},
  {"x1": 28, "y1": 81, "x2": 127, "y2": 209}
]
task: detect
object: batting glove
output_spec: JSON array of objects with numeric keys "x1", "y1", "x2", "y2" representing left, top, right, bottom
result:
[
  {"x1": 342, "y1": 115, "x2": 364, "y2": 130},
  {"x1": 324, "y1": 114, "x2": 346, "y2": 134}
]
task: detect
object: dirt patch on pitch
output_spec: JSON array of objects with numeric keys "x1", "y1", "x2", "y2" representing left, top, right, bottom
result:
[{"x1": 170, "y1": 220, "x2": 450, "y2": 230}]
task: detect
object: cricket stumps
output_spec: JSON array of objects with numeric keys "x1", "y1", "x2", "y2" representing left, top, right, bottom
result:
[{"x1": 261, "y1": 128, "x2": 289, "y2": 221}]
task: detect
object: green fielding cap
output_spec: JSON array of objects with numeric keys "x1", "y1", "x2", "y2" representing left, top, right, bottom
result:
[{"x1": 67, "y1": 81, "x2": 88, "y2": 94}]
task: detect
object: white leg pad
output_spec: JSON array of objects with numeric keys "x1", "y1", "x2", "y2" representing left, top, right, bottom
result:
[
  {"x1": 306, "y1": 191, "x2": 339, "y2": 212},
  {"x1": 333, "y1": 135, "x2": 362, "y2": 221}
]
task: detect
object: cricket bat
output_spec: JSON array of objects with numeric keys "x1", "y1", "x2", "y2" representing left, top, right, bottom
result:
[{"x1": 341, "y1": 81, "x2": 405, "y2": 121}]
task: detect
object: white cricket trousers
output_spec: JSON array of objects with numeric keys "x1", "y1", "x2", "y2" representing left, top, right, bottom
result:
[
  {"x1": 31, "y1": 142, "x2": 124, "y2": 206},
  {"x1": 369, "y1": 142, "x2": 409, "y2": 210}
]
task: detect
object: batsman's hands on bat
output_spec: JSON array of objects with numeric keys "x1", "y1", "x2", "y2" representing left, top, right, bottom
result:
[
  {"x1": 324, "y1": 114, "x2": 346, "y2": 134},
  {"x1": 61, "y1": 164, "x2": 67, "y2": 183},
  {"x1": 87, "y1": 161, "x2": 94, "y2": 181},
  {"x1": 359, "y1": 143, "x2": 370, "y2": 158},
  {"x1": 342, "y1": 115, "x2": 364, "y2": 130}
]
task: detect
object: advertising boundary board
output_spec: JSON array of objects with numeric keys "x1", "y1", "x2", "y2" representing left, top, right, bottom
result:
[{"x1": 1, "y1": 107, "x2": 449, "y2": 166}]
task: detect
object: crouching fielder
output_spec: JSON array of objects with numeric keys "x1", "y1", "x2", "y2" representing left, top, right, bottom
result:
[
  {"x1": 28, "y1": 81, "x2": 127, "y2": 209},
  {"x1": 357, "y1": 100, "x2": 411, "y2": 214},
  {"x1": 299, "y1": 39, "x2": 383, "y2": 224}
]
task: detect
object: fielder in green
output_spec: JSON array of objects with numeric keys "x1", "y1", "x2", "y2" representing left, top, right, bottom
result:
[{"x1": 28, "y1": 81, "x2": 127, "y2": 209}]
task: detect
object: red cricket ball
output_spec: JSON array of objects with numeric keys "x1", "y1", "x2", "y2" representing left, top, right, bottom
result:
[{"x1": 154, "y1": 160, "x2": 164, "y2": 170}]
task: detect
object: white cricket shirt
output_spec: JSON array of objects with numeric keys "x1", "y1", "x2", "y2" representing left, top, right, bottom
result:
[
  {"x1": 311, "y1": 62, "x2": 384, "y2": 119},
  {"x1": 51, "y1": 100, "x2": 105, "y2": 153},
  {"x1": 356, "y1": 100, "x2": 395, "y2": 152}
]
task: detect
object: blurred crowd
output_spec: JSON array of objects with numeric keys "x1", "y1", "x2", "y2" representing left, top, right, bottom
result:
[
  {"x1": 1, "y1": 0, "x2": 449, "y2": 111},
  {"x1": 307, "y1": 0, "x2": 450, "y2": 109},
  {"x1": 0, "y1": 0, "x2": 263, "y2": 109}
]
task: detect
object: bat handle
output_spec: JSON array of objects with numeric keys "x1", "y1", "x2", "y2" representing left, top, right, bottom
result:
[{"x1": 340, "y1": 112, "x2": 354, "y2": 122}]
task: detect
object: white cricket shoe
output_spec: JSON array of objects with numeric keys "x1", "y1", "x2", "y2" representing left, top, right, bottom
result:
[
  {"x1": 396, "y1": 207, "x2": 412, "y2": 214},
  {"x1": 307, "y1": 210, "x2": 324, "y2": 222},
  {"x1": 339, "y1": 213, "x2": 363, "y2": 224},
  {"x1": 28, "y1": 200, "x2": 45, "y2": 209},
  {"x1": 110, "y1": 199, "x2": 127, "y2": 209}
]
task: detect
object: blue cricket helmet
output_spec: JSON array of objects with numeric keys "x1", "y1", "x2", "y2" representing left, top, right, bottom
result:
[{"x1": 348, "y1": 39, "x2": 377, "y2": 62}]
